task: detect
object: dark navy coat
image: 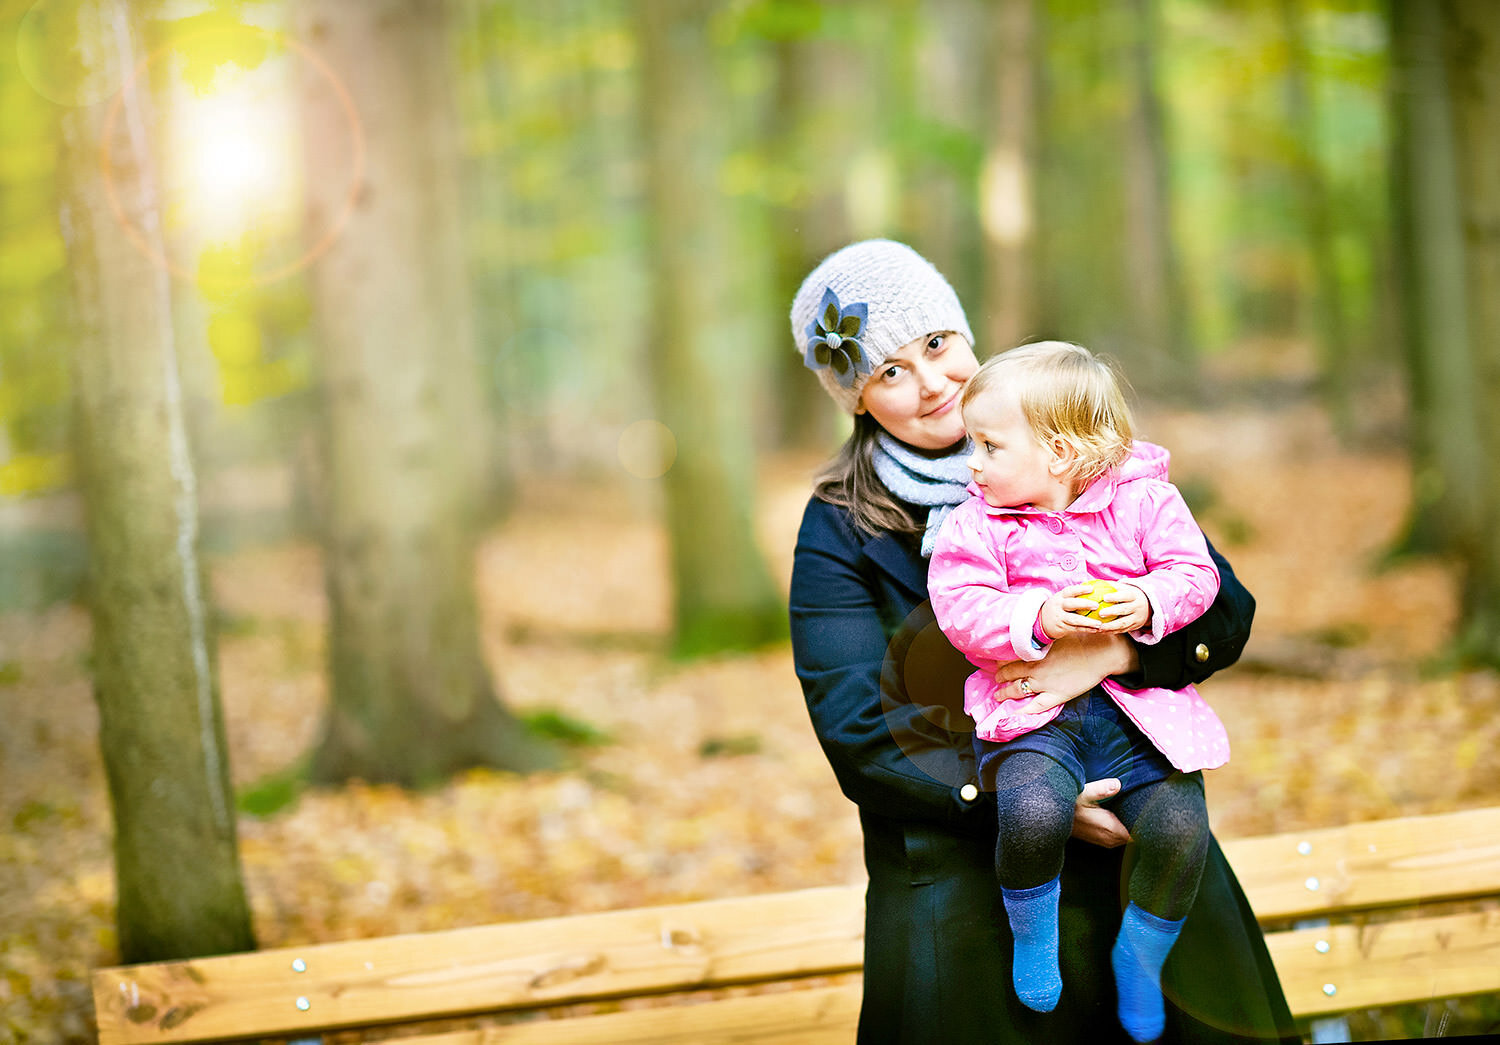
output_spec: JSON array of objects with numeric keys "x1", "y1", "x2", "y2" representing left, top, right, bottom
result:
[{"x1": 789, "y1": 494, "x2": 1298, "y2": 1044}]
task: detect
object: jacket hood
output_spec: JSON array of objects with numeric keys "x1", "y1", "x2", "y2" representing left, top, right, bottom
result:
[
  {"x1": 1058, "y1": 440, "x2": 1171, "y2": 515},
  {"x1": 1119, "y1": 440, "x2": 1170, "y2": 483}
]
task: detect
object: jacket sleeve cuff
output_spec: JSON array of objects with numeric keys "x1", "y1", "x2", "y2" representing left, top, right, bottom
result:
[{"x1": 1010, "y1": 589, "x2": 1050, "y2": 662}]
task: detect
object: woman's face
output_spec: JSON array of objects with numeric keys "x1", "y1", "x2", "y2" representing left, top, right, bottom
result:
[{"x1": 856, "y1": 332, "x2": 979, "y2": 450}]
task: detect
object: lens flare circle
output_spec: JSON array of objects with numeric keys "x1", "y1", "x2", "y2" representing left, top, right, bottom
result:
[
  {"x1": 618, "y1": 420, "x2": 677, "y2": 479},
  {"x1": 99, "y1": 25, "x2": 364, "y2": 288},
  {"x1": 17, "y1": 0, "x2": 124, "y2": 106}
]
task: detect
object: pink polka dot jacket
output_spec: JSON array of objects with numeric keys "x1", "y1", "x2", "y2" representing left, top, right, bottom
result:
[{"x1": 928, "y1": 441, "x2": 1230, "y2": 772}]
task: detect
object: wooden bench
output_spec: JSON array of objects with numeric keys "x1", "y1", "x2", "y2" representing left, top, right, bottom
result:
[{"x1": 92, "y1": 808, "x2": 1500, "y2": 1044}]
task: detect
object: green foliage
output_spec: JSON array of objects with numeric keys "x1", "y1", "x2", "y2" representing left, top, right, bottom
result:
[
  {"x1": 149, "y1": 6, "x2": 273, "y2": 95},
  {"x1": 671, "y1": 602, "x2": 789, "y2": 661},
  {"x1": 238, "y1": 759, "x2": 309, "y2": 818},
  {"x1": 521, "y1": 709, "x2": 612, "y2": 748},
  {"x1": 698, "y1": 734, "x2": 764, "y2": 758},
  {"x1": 0, "y1": 529, "x2": 87, "y2": 611}
]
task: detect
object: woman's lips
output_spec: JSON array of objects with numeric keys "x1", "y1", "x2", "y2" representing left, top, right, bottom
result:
[{"x1": 925, "y1": 392, "x2": 958, "y2": 418}]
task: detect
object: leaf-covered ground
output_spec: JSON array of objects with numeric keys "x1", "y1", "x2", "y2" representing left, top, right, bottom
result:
[{"x1": 3, "y1": 396, "x2": 1497, "y2": 1042}]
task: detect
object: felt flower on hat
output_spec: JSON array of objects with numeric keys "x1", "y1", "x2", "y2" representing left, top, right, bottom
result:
[{"x1": 803, "y1": 288, "x2": 870, "y2": 387}]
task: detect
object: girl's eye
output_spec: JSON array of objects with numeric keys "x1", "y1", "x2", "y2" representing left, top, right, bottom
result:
[
  {"x1": 881, "y1": 364, "x2": 902, "y2": 381},
  {"x1": 927, "y1": 334, "x2": 946, "y2": 352}
]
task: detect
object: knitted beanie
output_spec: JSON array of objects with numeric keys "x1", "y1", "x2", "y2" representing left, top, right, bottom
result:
[{"x1": 790, "y1": 239, "x2": 974, "y2": 414}]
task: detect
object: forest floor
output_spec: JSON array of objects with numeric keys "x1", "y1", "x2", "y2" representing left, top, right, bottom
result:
[{"x1": 3, "y1": 386, "x2": 1499, "y2": 1043}]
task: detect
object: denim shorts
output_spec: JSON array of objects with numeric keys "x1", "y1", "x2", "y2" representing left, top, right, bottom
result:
[{"x1": 974, "y1": 689, "x2": 1177, "y2": 798}]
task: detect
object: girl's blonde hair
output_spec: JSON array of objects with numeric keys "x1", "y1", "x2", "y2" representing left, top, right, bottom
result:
[{"x1": 961, "y1": 341, "x2": 1134, "y2": 485}]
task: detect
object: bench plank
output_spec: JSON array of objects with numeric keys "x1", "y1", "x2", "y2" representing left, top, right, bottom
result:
[
  {"x1": 393, "y1": 982, "x2": 861, "y2": 1045},
  {"x1": 92, "y1": 887, "x2": 864, "y2": 1045},
  {"x1": 1221, "y1": 808, "x2": 1500, "y2": 921},
  {"x1": 1265, "y1": 910, "x2": 1500, "y2": 1016},
  {"x1": 91, "y1": 809, "x2": 1500, "y2": 1045}
]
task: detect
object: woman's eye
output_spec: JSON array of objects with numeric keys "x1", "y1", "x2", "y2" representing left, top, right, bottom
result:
[
  {"x1": 928, "y1": 334, "x2": 946, "y2": 352},
  {"x1": 881, "y1": 365, "x2": 901, "y2": 381},
  {"x1": 985, "y1": 441, "x2": 998, "y2": 453}
]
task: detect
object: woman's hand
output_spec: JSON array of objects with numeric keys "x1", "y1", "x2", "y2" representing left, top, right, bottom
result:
[
  {"x1": 1072, "y1": 777, "x2": 1131, "y2": 847},
  {"x1": 993, "y1": 632, "x2": 1139, "y2": 714}
]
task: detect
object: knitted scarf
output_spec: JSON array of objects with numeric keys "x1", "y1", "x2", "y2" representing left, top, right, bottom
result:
[{"x1": 872, "y1": 432, "x2": 972, "y2": 557}]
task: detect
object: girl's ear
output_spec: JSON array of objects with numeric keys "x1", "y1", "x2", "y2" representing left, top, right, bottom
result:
[{"x1": 1047, "y1": 436, "x2": 1076, "y2": 478}]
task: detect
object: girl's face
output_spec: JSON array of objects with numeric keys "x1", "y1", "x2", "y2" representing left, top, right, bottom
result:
[
  {"x1": 855, "y1": 332, "x2": 978, "y2": 450},
  {"x1": 963, "y1": 386, "x2": 1071, "y2": 511}
]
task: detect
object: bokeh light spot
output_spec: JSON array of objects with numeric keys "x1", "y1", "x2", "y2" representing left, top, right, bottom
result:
[{"x1": 617, "y1": 420, "x2": 676, "y2": 479}]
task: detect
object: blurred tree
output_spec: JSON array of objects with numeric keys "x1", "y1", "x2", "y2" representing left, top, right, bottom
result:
[
  {"x1": 456, "y1": 0, "x2": 519, "y2": 516},
  {"x1": 1280, "y1": 0, "x2": 1354, "y2": 433},
  {"x1": 56, "y1": 0, "x2": 253, "y2": 961},
  {"x1": 1387, "y1": 0, "x2": 1484, "y2": 557},
  {"x1": 0, "y1": 6, "x2": 72, "y2": 499},
  {"x1": 1445, "y1": 0, "x2": 1500, "y2": 666},
  {"x1": 1388, "y1": 0, "x2": 1500, "y2": 667},
  {"x1": 980, "y1": 0, "x2": 1040, "y2": 352},
  {"x1": 760, "y1": 13, "x2": 841, "y2": 450},
  {"x1": 637, "y1": 0, "x2": 786, "y2": 657},
  {"x1": 296, "y1": 0, "x2": 556, "y2": 785},
  {"x1": 1122, "y1": 0, "x2": 1192, "y2": 385},
  {"x1": 1036, "y1": 0, "x2": 1130, "y2": 351}
]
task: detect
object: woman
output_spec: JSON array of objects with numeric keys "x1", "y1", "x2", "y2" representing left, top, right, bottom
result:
[{"x1": 787, "y1": 240, "x2": 1297, "y2": 1044}]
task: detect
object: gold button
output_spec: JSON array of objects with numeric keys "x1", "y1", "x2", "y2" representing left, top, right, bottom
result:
[
  {"x1": 1194, "y1": 643, "x2": 1210, "y2": 663},
  {"x1": 960, "y1": 783, "x2": 980, "y2": 803}
]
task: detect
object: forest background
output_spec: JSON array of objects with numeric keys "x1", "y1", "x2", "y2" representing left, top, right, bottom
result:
[{"x1": 2, "y1": 0, "x2": 1499, "y2": 1041}]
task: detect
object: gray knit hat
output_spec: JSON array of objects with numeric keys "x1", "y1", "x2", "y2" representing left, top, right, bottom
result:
[{"x1": 790, "y1": 239, "x2": 974, "y2": 414}]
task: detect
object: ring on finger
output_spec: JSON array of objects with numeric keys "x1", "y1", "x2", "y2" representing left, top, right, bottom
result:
[{"x1": 1017, "y1": 678, "x2": 1033, "y2": 697}]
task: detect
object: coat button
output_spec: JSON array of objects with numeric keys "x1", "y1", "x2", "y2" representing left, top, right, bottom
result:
[
  {"x1": 960, "y1": 783, "x2": 980, "y2": 803},
  {"x1": 1194, "y1": 643, "x2": 1210, "y2": 663}
]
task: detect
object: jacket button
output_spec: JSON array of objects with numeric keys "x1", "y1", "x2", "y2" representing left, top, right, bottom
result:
[
  {"x1": 960, "y1": 783, "x2": 980, "y2": 803},
  {"x1": 1194, "y1": 643, "x2": 1210, "y2": 663}
]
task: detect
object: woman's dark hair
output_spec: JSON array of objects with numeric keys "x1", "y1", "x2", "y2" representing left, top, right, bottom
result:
[{"x1": 812, "y1": 412, "x2": 922, "y2": 539}]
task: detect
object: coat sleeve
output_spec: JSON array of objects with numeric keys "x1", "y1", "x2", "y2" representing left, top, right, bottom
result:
[
  {"x1": 1122, "y1": 532, "x2": 1253, "y2": 691},
  {"x1": 789, "y1": 497, "x2": 991, "y2": 829},
  {"x1": 1125, "y1": 480, "x2": 1221, "y2": 645},
  {"x1": 927, "y1": 501, "x2": 1049, "y2": 665}
]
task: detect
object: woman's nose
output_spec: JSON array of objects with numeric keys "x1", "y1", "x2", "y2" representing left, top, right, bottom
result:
[{"x1": 915, "y1": 360, "x2": 945, "y2": 396}]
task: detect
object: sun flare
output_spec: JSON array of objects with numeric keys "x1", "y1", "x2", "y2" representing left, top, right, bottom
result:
[{"x1": 171, "y1": 86, "x2": 297, "y2": 242}]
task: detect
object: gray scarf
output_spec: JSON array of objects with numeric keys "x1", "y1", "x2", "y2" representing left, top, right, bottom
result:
[{"x1": 872, "y1": 432, "x2": 972, "y2": 557}]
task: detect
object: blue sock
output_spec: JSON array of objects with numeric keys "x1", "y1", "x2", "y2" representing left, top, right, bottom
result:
[
  {"x1": 1002, "y1": 877, "x2": 1062, "y2": 1012},
  {"x1": 1112, "y1": 902, "x2": 1185, "y2": 1042}
]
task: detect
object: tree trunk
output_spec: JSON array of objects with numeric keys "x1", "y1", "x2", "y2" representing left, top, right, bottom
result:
[
  {"x1": 1280, "y1": 0, "x2": 1354, "y2": 436},
  {"x1": 58, "y1": 0, "x2": 253, "y2": 961},
  {"x1": 766, "y1": 34, "x2": 839, "y2": 451},
  {"x1": 1387, "y1": 0, "x2": 1485, "y2": 558},
  {"x1": 1446, "y1": 0, "x2": 1500, "y2": 666},
  {"x1": 636, "y1": 0, "x2": 785, "y2": 658},
  {"x1": 1121, "y1": 0, "x2": 1192, "y2": 387},
  {"x1": 297, "y1": 0, "x2": 555, "y2": 785},
  {"x1": 981, "y1": 0, "x2": 1039, "y2": 355}
]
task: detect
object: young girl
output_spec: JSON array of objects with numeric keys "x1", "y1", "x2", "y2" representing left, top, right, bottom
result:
[{"x1": 927, "y1": 341, "x2": 1229, "y2": 1043}]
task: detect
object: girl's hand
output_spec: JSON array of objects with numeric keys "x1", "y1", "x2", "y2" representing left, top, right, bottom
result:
[
  {"x1": 1038, "y1": 584, "x2": 1111, "y2": 639},
  {"x1": 993, "y1": 633, "x2": 1139, "y2": 713},
  {"x1": 1089, "y1": 581, "x2": 1151, "y2": 633},
  {"x1": 1071, "y1": 777, "x2": 1131, "y2": 847}
]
